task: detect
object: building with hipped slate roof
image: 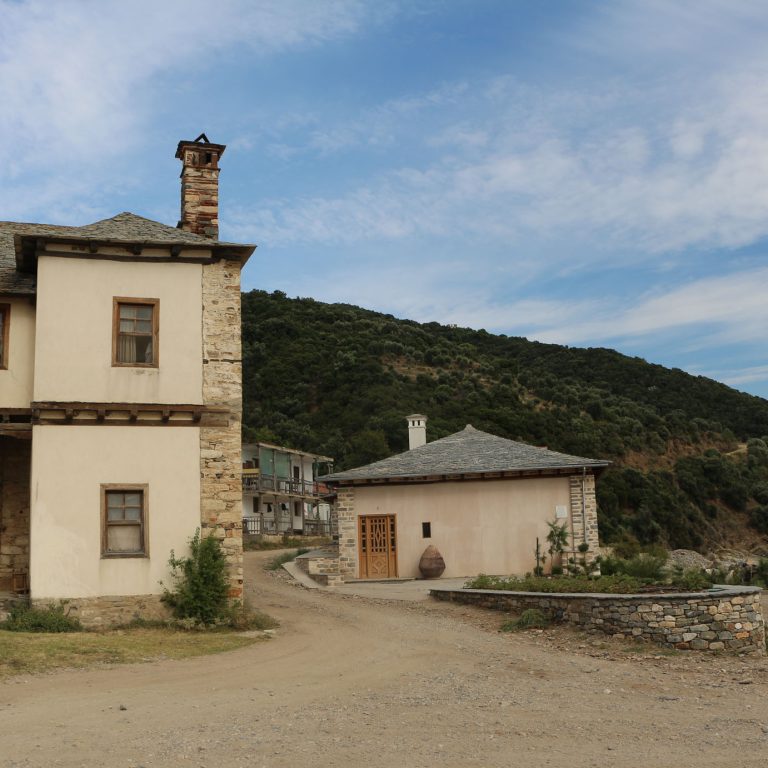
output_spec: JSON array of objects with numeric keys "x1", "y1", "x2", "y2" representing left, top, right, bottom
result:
[
  {"x1": 319, "y1": 419, "x2": 609, "y2": 583},
  {"x1": 0, "y1": 136, "x2": 255, "y2": 625}
]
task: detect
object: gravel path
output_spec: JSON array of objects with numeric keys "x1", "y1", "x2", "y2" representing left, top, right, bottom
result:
[{"x1": 1, "y1": 551, "x2": 767, "y2": 768}]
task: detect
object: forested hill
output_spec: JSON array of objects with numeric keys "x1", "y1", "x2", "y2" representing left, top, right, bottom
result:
[{"x1": 241, "y1": 290, "x2": 768, "y2": 553}]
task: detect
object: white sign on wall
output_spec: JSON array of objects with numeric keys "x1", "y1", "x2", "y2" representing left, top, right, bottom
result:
[{"x1": 555, "y1": 505, "x2": 568, "y2": 519}]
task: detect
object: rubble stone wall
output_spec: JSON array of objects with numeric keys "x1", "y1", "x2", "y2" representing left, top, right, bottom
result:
[
  {"x1": 431, "y1": 586, "x2": 766, "y2": 654},
  {"x1": 0, "y1": 438, "x2": 31, "y2": 592},
  {"x1": 32, "y1": 594, "x2": 170, "y2": 628}
]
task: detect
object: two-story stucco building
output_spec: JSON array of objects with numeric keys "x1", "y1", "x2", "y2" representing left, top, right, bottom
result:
[
  {"x1": 242, "y1": 441, "x2": 334, "y2": 537},
  {"x1": 0, "y1": 135, "x2": 254, "y2": 625}
]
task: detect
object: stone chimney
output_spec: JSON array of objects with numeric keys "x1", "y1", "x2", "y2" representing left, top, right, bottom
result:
[
  {"x1": 407, "y1": 414, "x2": 428, "y2": 450},
  {"x1": 175, "y1": 133, "x2": 226, "y2": 239}
]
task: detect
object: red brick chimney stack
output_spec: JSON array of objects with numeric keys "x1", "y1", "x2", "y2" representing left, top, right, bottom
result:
[{"x1": 175, "y1": 133, "x2": 226, "y2": 239}]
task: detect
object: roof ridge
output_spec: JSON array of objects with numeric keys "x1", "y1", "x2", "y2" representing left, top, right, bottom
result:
[{"x1": 321, "y1": 424, "x2": 609, "y2": 483}]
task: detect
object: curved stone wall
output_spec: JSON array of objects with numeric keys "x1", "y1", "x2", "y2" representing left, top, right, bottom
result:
[{"x1": 430, "y1": 585, "x2": 765, "y2": 654}]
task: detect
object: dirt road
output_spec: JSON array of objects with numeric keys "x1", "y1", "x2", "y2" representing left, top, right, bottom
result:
[{"x1": 1, "y1": 551, "x2": 767, "y2": 768}]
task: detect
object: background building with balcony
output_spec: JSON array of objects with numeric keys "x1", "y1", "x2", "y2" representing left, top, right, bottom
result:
[{"x1": 242, "y1": 442, "x2": 334, "y2": 537}]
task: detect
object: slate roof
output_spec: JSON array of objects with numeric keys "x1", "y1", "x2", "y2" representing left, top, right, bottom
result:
[
  {"x1": 0, "y1": 221, "x2": 73, "y2": 295},
  {"x1": 321, "y1": 425, "x2": 609, "y2": 483},
  {"x1": 0, "y1": 212, "x2": 255, "y2": 296}
]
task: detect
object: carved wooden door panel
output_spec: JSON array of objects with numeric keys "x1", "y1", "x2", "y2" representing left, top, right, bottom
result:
[{"x1": 358, "y1": 515, "x2": 397, "y2": 578}]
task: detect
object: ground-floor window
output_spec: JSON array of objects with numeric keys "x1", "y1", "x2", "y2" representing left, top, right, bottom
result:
[{"x1": 101, "y1": 485, "x2": 148, "y2": 557}]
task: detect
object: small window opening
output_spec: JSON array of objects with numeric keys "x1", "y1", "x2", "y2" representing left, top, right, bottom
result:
[
  {"x1": 114, "y1": 299, "x2": 158, "y2": 366},
  {"x1": 422, "y1": 522, "x2": 431, "y2": 539}
]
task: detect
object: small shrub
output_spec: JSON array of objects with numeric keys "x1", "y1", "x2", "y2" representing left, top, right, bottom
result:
[
  {"x1": 162, "y1": 529, "x2": 230, "y2": 625},
  {"x1": 1, "y1": 602, "x2": 81, "y2": 633},
  {"x1": 749, "y1": 507, "x2": 768, "y2": 534},
  {"x1": 465, "y1": 574, "x2": 508, "y2": 589},
  {"x1": 672, "y1": 568, "x2": 711, "y2": 591},
  {"x1": 620, "y1": 553, "x2": 667, "y2": 580},
  {"x1": 501, "y1": 608, "x2": 550, "y2": 632},
  {"x1": 596, "y1": 554, "x2": 622, "y2": 576},
  {"x1": 754, "y1": 558, "x2": 768, "y2": 587},
  {"x1": 612, "y1": 532, "x2": 642, "y2": 559},
  {"x1": 466, "y1": 573, "x2": 645, "y2": 594},
  {"x1": 707, "y1": 566, "x2": 730, "y2": 584}
]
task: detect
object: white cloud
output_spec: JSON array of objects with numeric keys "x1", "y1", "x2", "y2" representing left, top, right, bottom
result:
[
  {"x1": 716, "y1": 365, "x2": 768, "y2": 388},
  {"x1": 571, "y1": 0, "x2": 768, "y2": 64},
  {"x1": 525, "y1": 267, "x2": 768, "y2": 348},
  {"x1": 231, "y1": 61, "x2": 768, "y2": 267},
  {"x1": 0, "y1": 0, "x2": 375, "y2": 219}
]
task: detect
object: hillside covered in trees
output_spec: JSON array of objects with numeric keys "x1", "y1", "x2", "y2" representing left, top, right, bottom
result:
[{"x1": 242, "y1": 290, "x2": 768, "y2": 554}]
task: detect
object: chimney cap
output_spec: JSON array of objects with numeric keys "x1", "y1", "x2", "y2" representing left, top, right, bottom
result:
[
  {"x1": 175, "y1": 133, "x2": 226, "y2": 160},
  {"x1": 406, "y1": 414, "x2": 428, "y2": 421}
]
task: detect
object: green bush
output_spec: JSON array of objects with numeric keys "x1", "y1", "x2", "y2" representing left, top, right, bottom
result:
[
  {"x1": 1, "y1": 602, "x2": 82, "y2": 633},
  {"x1": 671, "y1": 568, "x2": 711, "y2": 591},
  {"x1": 596, "y1": 554, "x2": 622, "y2": 576},
  {"x1": 611, "y1": 532, "x2": 642, "y2": 559},
  {"x1": 162, "y1": 529, "x2": 230, "y2": 625},
  {"x1": 464, "y1": 573, "x2": 500, "y2": 589},
  {"x1": 754, "y1": 558, "x2": 768, "y2": 587},
  {"x1": 465, "y1": 573, "x2": 645, "y2": 594},
  {"x1": 501, "y1": 608, "x2": 550, "y2": 632},
  {"x1": 597, "y1": 550, "x2": 667, "y2": 581},
  {"x1": 619, "y1": 553, "x2": 668, "y2": 580},
  {"x1": 749, "y1": 506, "x2": 768, "y2": 534}
]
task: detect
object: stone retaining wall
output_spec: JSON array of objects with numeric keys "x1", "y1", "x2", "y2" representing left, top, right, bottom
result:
[
  {"x1": 295, "y1": 547, "x2": 344, "y2": 587},
  {"x1": 431, "y1": 586, "x2": 766, "y2": 654}
]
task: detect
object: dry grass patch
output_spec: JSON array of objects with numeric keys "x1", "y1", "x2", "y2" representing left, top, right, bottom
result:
[{"x1": 0, "y1": 627, "x2": 261, "y2": 679}]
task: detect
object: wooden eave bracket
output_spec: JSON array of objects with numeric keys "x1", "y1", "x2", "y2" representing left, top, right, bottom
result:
[{"x1": 29, "y1": 402, "x2": 230, "y2": 426}]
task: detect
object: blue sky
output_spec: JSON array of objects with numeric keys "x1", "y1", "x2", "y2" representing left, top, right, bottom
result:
[{"x1": 2, "y1": 0, "x2": 768, "y2": 397}]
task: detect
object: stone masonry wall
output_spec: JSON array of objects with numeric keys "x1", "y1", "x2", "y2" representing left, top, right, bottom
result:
[
  {"x1": 200, "y1": 259, "x2": 243, "y2": 599},
  {"x1": 295, "y1": 547, "x2": 343, "y2": 587},
  {"x1": 0, "y1": 438, "x2": 31, "y2": 592},
  {"x1": 431, "y1": 586, "x2": 766, "y2": 654},
  {"x1": 334, "y1": 487, "x2": 357, "y2": 580},
  {"x1": 32, "y1": 594, "x2": 170, "y2": 629},
  {"x1": 179, "y1": 147, "x2": 221, "y2": 238},
  {"x1": 567, "y1": 472, "x2": 600, "y2": 566}
]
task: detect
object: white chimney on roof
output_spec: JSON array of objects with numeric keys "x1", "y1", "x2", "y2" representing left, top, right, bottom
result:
[{"x1": 406, "y1": 414, "x2": 428, "y2": 450}]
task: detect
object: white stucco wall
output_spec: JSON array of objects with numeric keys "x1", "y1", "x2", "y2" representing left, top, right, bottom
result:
[
  {"x1": 33, "y1": 256, "x2": 203, "y2": 404},
  {"x1": 352, "y1": 477, "x2": 572, "y2": 578},
  {"x1": 0, "y1": 297, "x2": 36, "y2": 407},
  {"x1": 29, "y1": 425, "x2": 201, "y2": 598}
]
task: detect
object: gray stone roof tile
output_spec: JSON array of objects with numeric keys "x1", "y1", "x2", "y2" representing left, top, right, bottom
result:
[
  {"x1": 0, "y1": 212, "x2": 254, "y2": 296},
  {"x1": 322, "y1": 425, "x2": 609, "y2": 483}
]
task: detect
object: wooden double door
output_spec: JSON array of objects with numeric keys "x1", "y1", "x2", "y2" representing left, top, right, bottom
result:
[{"x1": 358, "y1": 515, "x2": 398, "y2": 578}]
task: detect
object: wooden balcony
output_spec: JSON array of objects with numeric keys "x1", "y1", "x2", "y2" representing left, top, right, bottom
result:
[
  {"x1": 242, "y1": 516, "x2": 333, "y2": 536},
  {"x1": 242, "y1": 469, "x2": 330, "y2": 499}
]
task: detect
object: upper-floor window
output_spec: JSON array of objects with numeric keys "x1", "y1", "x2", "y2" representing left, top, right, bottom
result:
[
  {"x1": 0, "y1": 304, "x2": 9, "y2": 369},
  {"x1": 113, "y1": 298, "x2": 159, "y2": 367},
  {"x1": 101, "y1": 485, "x2": 148, "y2": 557}
]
